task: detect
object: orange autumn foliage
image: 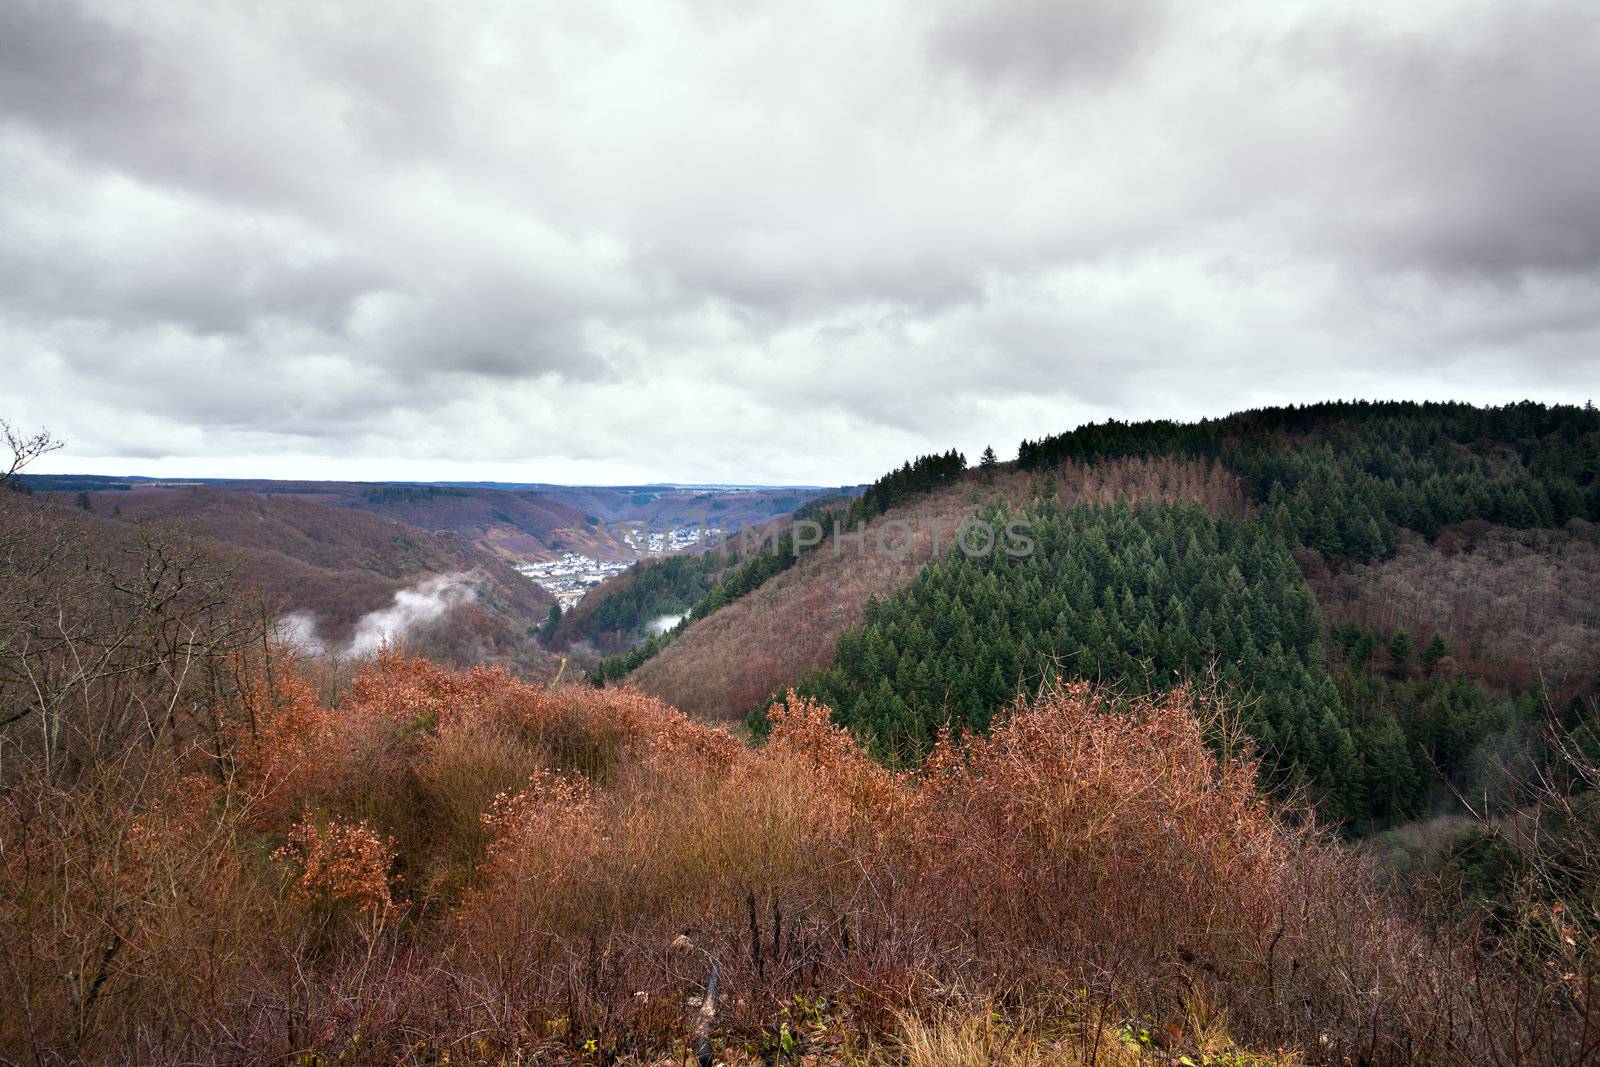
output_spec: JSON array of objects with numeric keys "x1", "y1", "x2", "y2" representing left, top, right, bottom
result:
[
  {"x1": 3, "y1": 650, "x2": 1586, "y2": 1064},
  {"x1": 275, "y1": 817, "x2": 398, "y2": 912}
]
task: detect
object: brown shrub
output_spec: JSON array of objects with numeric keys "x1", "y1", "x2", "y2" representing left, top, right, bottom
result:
[
  {"x1": 0, "y1": 763, "x2": 295, "y2": 1058},
  {"x1": 3, "y1": 652, "x2": 1591, "y2": 1064},
  {"x1": 275, "y1": 817, "x2": 397, "y2": 913}
]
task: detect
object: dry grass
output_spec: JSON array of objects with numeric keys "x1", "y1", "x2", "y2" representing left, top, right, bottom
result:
[{"x1": 871, "y1": 1001, "x2": 1295, "y2": 1067}]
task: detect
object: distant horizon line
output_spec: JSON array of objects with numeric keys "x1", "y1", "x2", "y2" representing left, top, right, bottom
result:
[{"x1": 18, "y1": 473, "x2": 855, "y2": 493}]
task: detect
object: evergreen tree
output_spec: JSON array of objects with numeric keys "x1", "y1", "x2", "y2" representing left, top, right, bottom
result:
[
  {"x1": 1388, "y1": 629, "x2": 1415, "y2": 672},
  {"x1": 1422, "y1": 633, "x2": 1451, "y2": 672},
  {"x1": 770, "y1": 500, "x2": 1355, "y2": 812},
  {"x1": 1015, "y1": 400, "x2": 1600, "y2": 561}
]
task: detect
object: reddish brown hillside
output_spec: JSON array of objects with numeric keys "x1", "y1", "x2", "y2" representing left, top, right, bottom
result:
[
  {"x1": 306, "y1": 485, "x2": 623, "y2": 561},
  {"x1": 535, "y1": 484, "x2": 834, "y2": 530},
  {"x1": 355, "y1": 484, "x2": 840, "y2": 561},
  {"x1": 626, "y1": 458, "x2": 1246, "y2": 719},
  {"x1": 1306, "y1": 519, "x2": 1600, "y2": 694},
  {"x1": 83, "y1": 488, "x2": 558, "y2": 675},
  {"x1": 185, "y1": 481, "x2": 838, "y2": 563}
]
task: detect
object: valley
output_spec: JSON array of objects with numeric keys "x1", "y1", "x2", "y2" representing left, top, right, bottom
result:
[
  {"x1": 7, "y1": 4, "x2": 1594, "y2": 1058},
  {"x1": 587, "y1": 401, "x2": 1599, "y2": 838},
  {"x1": 5, "y1": 400, "x2": 1598, "y2": 1064},
  {"x1": 26, "y1": 475, "x2": 837, "y2": 565},
  {"x1": 22, "y1": 477, "x2": 837, "y2": 671}
]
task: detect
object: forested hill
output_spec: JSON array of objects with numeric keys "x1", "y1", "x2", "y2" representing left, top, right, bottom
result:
[
  {"x1": 577, "y1": 400, "x2": 1596, "y2": 834},
  {"x1": 611, "y1": 456, "x2": 1245, "y2": 715},
  {"x1": 1020, "y1": 400, "x2": 1600, "y2": 560},
  {"x1": 783, "y1": 500, "x2": 1347, "y2": 793},
  {"x1": 741, "y1": 400, "x2": 1598, "y2": 831}
]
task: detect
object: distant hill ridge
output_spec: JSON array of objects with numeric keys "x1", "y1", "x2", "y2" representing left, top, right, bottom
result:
[{"x1": 23, "y1": 476, "x2": 842, "y2": 563}]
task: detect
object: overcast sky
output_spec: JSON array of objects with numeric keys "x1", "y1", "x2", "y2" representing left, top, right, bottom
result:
[{"x1": 4, "y1": 0, "x2": 1598, "y2": 486}]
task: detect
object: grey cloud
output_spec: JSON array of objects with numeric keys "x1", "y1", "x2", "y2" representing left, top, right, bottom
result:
[
  {"x1": 377, "y1": 287, "x2": 607, "y2": 382},
  {"x1": 0, "y1": 2, "x2": 447, "y2": 223},
  {"x1": 927, "y1": 0, "x2": 1170, "y2": 94},
  {"x1": 0, "y1": 0, "x2": 149, "y2": 133},
  {"x1": 2, "y1": 0, "x2": 1598, "y2": 486},
  {"x1": 295, "y1": 7, "x2": 471, "y2": 163},
  {"x1": 0, "y1": 220, "x2": 389, "y2": 338},
  {"x1": 1294, "y1": 1, "x2": 1600, "y2": 280}
]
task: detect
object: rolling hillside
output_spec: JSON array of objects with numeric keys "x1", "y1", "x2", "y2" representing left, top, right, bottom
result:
[
  {"x1": 6, "y1": 406, "x2": 1598, "y2": 1064},
  {"x1": 530, "y1": 483, "x2": 837, "y2": 529},
  {"x1": 1306, "y1": 520, "x2": 1600, "y2": 694},
  {"x1": 624, "y1": 457, "x2": 1246, "y2": 719},
  {"x1": 300, "y1": 484, "x2": 623, "y2": 561},
  {"x1": 33, "y1": 477, "x2": 843, "y2": 564},
  {"x1": 77, "y1": 486, "x2": 560, "y2": 675},
  {"x1": 604, "y1": 400, "x2": 1600, "y2": 832},
  {"x1": 330, "y1": 483, "x2": 842, "y2": 561}
]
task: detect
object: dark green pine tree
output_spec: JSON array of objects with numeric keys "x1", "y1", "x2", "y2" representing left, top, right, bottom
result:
[
  {"x1": 1365, "y1": 714, "x2": 1420, "y2": 822},
  {"x1": 1422, "y1": 633, "x2": 1451, "y2": 672},
  {"x1": 1352, "y1": 627, "x2": 1382, "y2": 668},
  {"x1": 1388, "y1": 629, "x2": 1415, "y2": 673}
]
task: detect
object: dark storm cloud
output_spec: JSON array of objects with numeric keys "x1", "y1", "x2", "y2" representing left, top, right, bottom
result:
[
  {"x1": 2, "y1": 0, "x2": 1597, "y2": 485},
  {"x1": 0, "y1": 0, "x2": 147, "y2": 131},
  {"x1": 1295, "y1": 0, "x2": 1600, "y2": 280},
  {"x1": 928, "y1": 0, "x2": 1170, "y2": 94}
]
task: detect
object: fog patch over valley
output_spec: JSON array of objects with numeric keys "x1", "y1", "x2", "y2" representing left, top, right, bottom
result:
[
  {"x1": 646, "y1": 613, "x2": 685, "y2": 636},
  {"x1": 278, "y1": 572, "x2": 479, "y2": 658}
]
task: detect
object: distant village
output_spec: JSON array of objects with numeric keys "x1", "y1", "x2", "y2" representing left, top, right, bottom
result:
[
  {"x1": 514, "y1": 554, "x2": 630, "y2": 609},
  {"x1": 620, "y1": 522, "x2": 711, "y2": 554},
  {"x1": 515, "y1": 523, "x2": 720, "y2": 608}
]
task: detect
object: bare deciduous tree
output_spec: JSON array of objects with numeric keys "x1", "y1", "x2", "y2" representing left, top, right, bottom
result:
[{"x1": 1, "y1": 419, "x2": 63, "y2": 492}]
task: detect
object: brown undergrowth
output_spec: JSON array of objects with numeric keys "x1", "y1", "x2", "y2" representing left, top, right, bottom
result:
[{"x1": 2, "y1": 650, "x2": 1590, "y2": 1063}]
